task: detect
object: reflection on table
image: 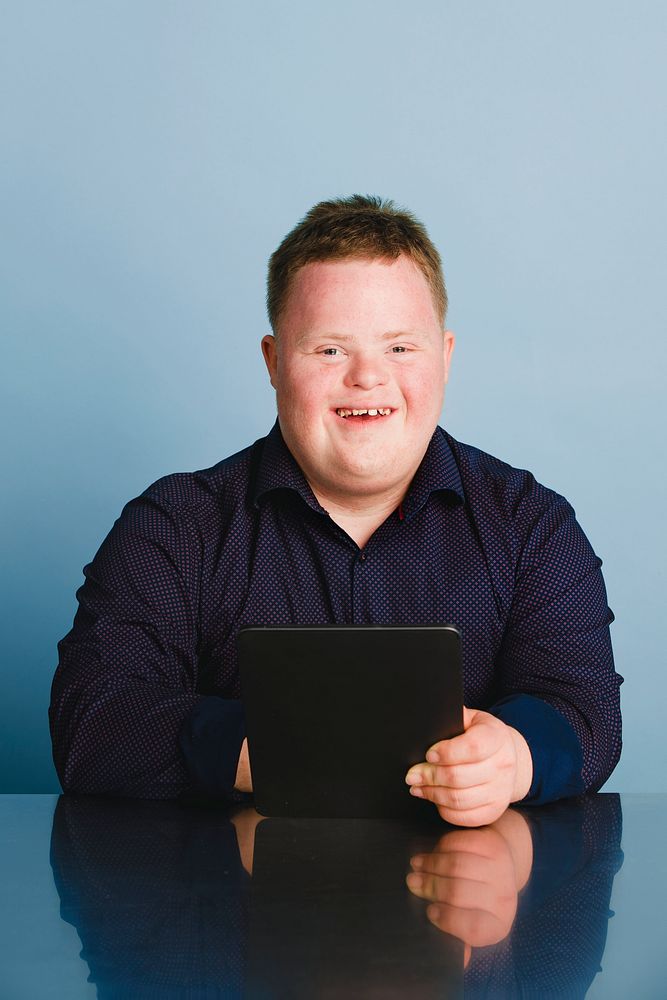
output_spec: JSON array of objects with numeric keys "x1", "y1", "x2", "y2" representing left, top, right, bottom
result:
[{"x1": 50, "y1": 793, "x2": 623, "y2": 998}]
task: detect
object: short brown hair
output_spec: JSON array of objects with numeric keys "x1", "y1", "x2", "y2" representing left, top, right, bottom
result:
[{"x1": 267, "y1": 194, "x2": 447, "y2": 332}]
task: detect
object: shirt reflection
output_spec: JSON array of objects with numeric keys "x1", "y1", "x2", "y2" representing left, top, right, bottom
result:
[{"x1": 50, "y1": 795, "x2": 622, "y2": 998}]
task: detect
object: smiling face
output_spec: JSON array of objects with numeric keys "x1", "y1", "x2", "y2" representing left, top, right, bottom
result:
[{"x1": 261, "y1": 255, "x2": 455, "y2": 509}]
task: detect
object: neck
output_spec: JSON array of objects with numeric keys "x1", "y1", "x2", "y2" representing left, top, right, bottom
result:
[{"x1": 311, "y1": 483, "x2": 407, "y2": 548}]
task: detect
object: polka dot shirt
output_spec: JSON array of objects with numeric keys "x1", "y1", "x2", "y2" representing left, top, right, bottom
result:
[{"x1": 49, "y1": 423, "x2": 622, "y2": 802}]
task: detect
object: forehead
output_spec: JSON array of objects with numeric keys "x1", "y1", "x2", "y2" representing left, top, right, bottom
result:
[{"x1": 278, "y1": 256, "x2": 441, "y2": 336}]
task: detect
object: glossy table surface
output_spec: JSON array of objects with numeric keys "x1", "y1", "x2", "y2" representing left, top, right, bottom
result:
[{"x1": 1, "y1": 793, "x2": 665, "y2": 998}]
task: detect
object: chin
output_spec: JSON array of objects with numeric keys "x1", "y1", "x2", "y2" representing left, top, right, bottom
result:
[{"x1": 333, "y1": 463, "x2": 397, "y2": 492}]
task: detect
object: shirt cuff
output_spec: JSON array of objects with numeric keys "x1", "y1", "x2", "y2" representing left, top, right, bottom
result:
[
  {"x1": 178, "y1": 697, "x2": 246, "y2": 800},
  {"x1": 489, "y1": 694, "x2": 585, "y2": 805}
]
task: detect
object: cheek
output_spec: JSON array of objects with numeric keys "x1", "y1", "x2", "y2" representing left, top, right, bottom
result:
[
  {"x1": 277, "y1": 368, "x2": 328, "y2": 416},
  {"x1": 403, "y1": 368, "x2": 445, "y2": 412}
]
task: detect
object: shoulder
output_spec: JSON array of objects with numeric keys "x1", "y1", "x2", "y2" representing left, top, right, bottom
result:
[
  {"x1": 144, "y1": 442, "x2": 257, "y2": 509},
  {"x1": 440, "y1": 430, "x2": 584, "y2": 574},
  {"x1": 442, "y1": 428, "x2": 573, "y2": 523},
  {"x1": 116, "y1": 437, "x2": 266, "y2": 540},
  {"x1": 441, "y1": 430, "x2": 601, "y2": 589}
]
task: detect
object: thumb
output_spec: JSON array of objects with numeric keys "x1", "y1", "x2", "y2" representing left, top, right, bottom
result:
[{"x1": 462, "y1": 706, "x2": 481, "y2": 730}]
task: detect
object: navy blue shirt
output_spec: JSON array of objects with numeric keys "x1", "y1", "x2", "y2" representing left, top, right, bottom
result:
[{"x1": 50, "y1": 422, "x2": 622, "y2": 805}]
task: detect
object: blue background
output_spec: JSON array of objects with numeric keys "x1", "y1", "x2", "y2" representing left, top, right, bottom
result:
[{"x1": 1, "y1": 1, "x2": 664, "y2": 792}]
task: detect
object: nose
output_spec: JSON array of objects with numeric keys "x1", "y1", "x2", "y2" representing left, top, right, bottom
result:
[{"x1": 343, "y1": 351, "x2": 389, "y2": 391}]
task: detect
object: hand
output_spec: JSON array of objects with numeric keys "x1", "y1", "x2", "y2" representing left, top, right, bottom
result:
[
  {"x1": 234, "y1": 737, "x2": 253, "y2": 794},
  {"x1": 405, "y1": 707, "x2": 533, "y2": 827},
  {"x1": 405, "y1": 810, "x2": 533, "y2": 964}
]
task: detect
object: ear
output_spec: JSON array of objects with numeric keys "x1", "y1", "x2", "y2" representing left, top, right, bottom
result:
[
  {"x1": 261, "y1": 335, "x2": 278, "y2": 389},
  {"x1": 442, "y1": 329, "x2": 455, "y2": 383}
]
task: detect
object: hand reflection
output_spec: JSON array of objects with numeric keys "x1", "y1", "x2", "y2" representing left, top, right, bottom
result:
[
  {"x1": 406, "y1": 808, "x2": 533, "y2": 963},
  {"x1": 230, "y1": 807, "x2": 264, "y2": 876}
]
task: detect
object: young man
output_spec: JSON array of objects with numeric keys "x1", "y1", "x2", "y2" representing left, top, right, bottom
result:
[{"x1": 50, "y1": 196, "x2": 622, "y2": 826}]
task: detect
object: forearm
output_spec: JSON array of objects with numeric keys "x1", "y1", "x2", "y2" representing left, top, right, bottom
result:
[
  {"x1": 50, "y1": 666, "x2": 197, "y2": 798},
  {"x1": 178, "y1": 698, "x2": 247, "y2": 798},
  {"x1": 490, "y1": 694, "x2": 585, "y2": 804},
  {"x1": 499, "y1": 570, "x2": 621, "y2": 796},
  {"x1": 498, "y1": 486, "x2": 623, "y2": 798},
  {"x1": 537, "y1": 681, "x2": 621, "y2": 793},
  {"x1": 51, "y1": 664, "x2": 247, "y2": 800}
]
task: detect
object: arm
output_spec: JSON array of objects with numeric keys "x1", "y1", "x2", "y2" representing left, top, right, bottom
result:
[
  {"x1": 491, "y1": 493, "x2": 622, "y2": 798},
  {"x1": 49, "y1": 492, "x2": 245, "y2": 799},
  {"x1": 407, "y1": 490, "x2": 622, "y2": 824}
]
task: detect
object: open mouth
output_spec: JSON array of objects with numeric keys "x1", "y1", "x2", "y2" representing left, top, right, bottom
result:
[{"x1": 335, "y1": 408, "x2": 393, "y2": 419}]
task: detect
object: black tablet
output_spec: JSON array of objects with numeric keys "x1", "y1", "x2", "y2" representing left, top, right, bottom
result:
[{"x1": 238, "y1": 624, "x2": 463, "y2": 819}]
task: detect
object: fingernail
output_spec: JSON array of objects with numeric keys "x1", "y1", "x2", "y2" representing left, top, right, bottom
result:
[
  {"x1": 406, "y1": 771, "x2": 422, "y2": 786},
  {"x1": 410, "y1": 786, "x2": 424, "y2": 798},
  {"x1": 410, "y1": 855, "x2": 424, "y2": 869},
  {"x1": 406, "y1": 872, "x2": 423, "y2": 890},
  {"x1": 427, "y1": 904, "x2": 441, "y2": 922},
  {"x1": 426, "y1": 750, "x2": 439, "y2": 763}
]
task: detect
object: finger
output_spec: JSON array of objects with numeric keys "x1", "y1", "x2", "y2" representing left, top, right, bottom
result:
[
  {"x1": 436, "y1": 800, "x2": 510, "y2": 828},
  {"x1": 425, "y1": 724, "x2": 501, "y2": 768},
  {"x1": 406, "y1": 757, "x2": 496, "y2": 790},
  {"x1": 410, "y1": 781, "x2": 497, "y2": 813},
  {"x1": 405, "y1": 793, "x2": 507, "y2": 827}
]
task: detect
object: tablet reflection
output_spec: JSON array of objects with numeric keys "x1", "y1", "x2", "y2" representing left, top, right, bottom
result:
[{"x1": 246, "y1": 815, "x2": 462, "y2": 997}]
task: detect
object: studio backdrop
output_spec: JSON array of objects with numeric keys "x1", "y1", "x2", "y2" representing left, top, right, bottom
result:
[{"x1": 1, "y1": 0, "x2": 665, "y2": 792}]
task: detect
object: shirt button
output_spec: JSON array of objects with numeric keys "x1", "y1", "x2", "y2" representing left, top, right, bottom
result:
[{"x1": 360, "y1": 553, "x2": 367, "y2": 562}]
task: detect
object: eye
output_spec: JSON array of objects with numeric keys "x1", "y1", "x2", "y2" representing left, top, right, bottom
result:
[
  {"x1": 390, "y1": 345, "x2": 408, "y2": 353},
  {"x1": 320, "y1": 347, "x2": 343, "y2": 356}
]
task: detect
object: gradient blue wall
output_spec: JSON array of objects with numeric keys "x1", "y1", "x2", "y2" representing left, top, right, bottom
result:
[{"x1": 1, "y1": 1, "x2": 664, "y2": 792}]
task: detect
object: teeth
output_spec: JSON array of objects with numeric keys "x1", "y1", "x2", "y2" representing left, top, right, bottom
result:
[{"x1": 336, "y1": 407, "x2": 392, "y2": 418}]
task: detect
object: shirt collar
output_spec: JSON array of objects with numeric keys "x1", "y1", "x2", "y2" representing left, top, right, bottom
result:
[
  {"x1": 252, "y1": 420, "x2": 464, "y2": 516},
  {"x1": 252, "y1": 421, "x2": 326, "y2": 514},
  {"x1": 400, "y1": 425, "x2": 464, "y2": 519}
]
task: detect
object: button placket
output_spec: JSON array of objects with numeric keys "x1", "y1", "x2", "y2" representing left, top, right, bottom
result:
[{"x1": 351, "y1": 548, "x2": 369, "y2": 623}]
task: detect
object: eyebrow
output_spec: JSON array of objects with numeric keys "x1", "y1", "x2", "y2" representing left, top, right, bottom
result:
[{"x1": 298, "y1": 330, "x2": 422, "y2": 345}]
